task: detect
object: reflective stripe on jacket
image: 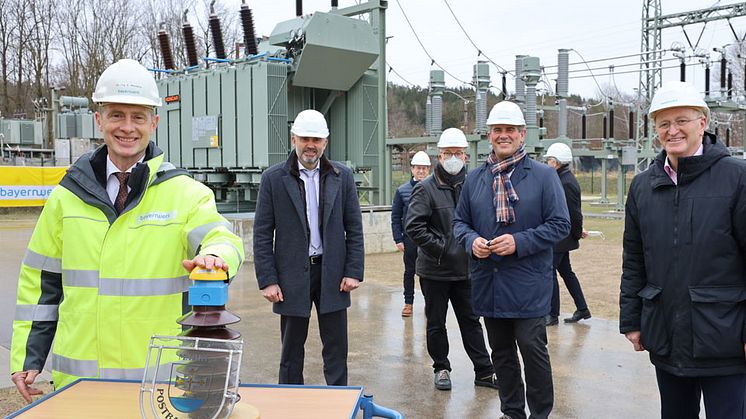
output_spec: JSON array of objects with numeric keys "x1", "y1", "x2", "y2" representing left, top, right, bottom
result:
[{"x1": 11, "y1": 143, "x2": 244, "y2": 389}]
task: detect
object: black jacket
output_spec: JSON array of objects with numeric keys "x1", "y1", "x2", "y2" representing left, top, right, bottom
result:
[
  {"x1": 554, "y1": 166, "x2": 583, "y2": 253},
  {"x1": 391, "y1": 178, "x2": 417, "y2": 244},
  {"x1": 620, "y1": 133, "x2": 746, "y2": 376},
  {"x1": 405, "y1": 166, "x2": 468, "y2": 281}
]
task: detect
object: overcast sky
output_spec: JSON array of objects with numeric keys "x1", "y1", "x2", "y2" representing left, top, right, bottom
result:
[{"x1": 236, "y1": 0, "x2": 744, "y2": 99}]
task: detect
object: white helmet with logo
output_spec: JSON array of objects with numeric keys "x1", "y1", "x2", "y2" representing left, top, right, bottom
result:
[
  {"x1": 544, "y1": 142, "x2": 573, "y2": 164},
  {"x1": 437, "y1": 128, "x2": 468, "y2": 148},
  {"x1": 486, "y1": 101, "x2": 526, "y2": 126},
  {"x1": 92, "y1": 59, "x2": 162, "y2": 107},
  {"x1": 291, "y1": 109, "x2": 330, "y2": 138},
  {"x1": 648, "y1": 81, "x2": 709, "y2": 121},
  {"x1": 411, "y1": 151, "x2": 431, "y2": 166}
]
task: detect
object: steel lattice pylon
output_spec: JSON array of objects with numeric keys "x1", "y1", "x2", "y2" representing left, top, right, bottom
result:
[
  {"x1": 636, "y1": 1, "x2": 746, "y2": 173},
  {"x1": 636, "y1": 0, "x2": 662, "y2": 173}
]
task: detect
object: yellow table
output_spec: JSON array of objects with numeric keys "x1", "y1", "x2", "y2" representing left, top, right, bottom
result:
[{"x1": 8, "y1": 379, "x2": 366, "y2": 419}]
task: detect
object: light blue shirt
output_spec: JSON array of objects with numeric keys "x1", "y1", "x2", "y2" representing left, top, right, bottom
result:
[{"x1": 298, "y1": 160, "x2": 323, "y2": 256}]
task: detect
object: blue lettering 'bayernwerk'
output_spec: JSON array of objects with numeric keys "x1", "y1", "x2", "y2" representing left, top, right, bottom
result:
[{"x1": 0, "y1": 186, "x2": 54, "y2": 199}]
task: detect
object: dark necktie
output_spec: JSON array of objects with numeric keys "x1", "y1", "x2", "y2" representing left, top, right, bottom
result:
[{"x1": 114, "y1": 172, "x2": 130, "y2": 213}]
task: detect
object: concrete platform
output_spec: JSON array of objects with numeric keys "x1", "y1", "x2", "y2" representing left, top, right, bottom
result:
[{"x1": 0, "y1": 217, "x2": 661, "y2": 418}]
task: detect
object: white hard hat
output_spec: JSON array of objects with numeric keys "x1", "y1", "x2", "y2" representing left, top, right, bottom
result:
[
  {"x1": 486, "y1": 101, "x2": 526, "y2": 126},
  {"x1": 648, "y1": 81, "x2": 709, "y2": 121},
  {"x1": 437, "y1": 128, "x2": 468, "y2": 148},
  {"x1": 544, "y1": 142, "x2": 573, "y2": 164},
  {"x1": 411, "y1": 151, "x2": 431, "y2": 166},
  {"x1": 92, "y1": 59, "x2": 162, "y2": 107},
  {"x1": 291, "y1": 109, "x2": 329, "y2": 138}
]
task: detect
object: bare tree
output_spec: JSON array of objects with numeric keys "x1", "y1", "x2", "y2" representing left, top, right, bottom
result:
[
  {"x1": 10, "y1": 0, "x2": 33, "y2": 115},
  {"x1": 25, "y1": 0, "x2": 55, "y2": 101},
  {"x1": 140, "y1": 0, "x2": 198, "y2": 71},
  {"x1": 0, "y1": 0, "x2": 15, "y2": 115}
]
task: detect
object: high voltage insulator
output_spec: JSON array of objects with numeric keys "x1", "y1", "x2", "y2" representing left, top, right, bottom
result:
[
  {"x1": 182, "y1": 12, "x2": 199, "y2": 67},
  {"x1": 240, "y1": 1, "x2": 258, "y2": 56},
  {"x1": 158, "y1": 24, "x2": 175, "y2": 70},
  {"x1": 720, "y1": 55, "x2": 727, "y2": 94},
  {"x1": 296, "y1": 0, "x2": 302, "y2": 16},
  {"x1": 628, "y1": 110, "x2": 635, "y2": 141},
  {"x1": 209, "y1": 1, "x2": 227, "y2": 59}
]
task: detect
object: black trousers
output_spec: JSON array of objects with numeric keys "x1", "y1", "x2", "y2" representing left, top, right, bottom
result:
[
  {"x1": 656, "y1": 367, "x2": 746, "y2": 419},
  {"x1": 279, "y1": 262, "x2": 348, "y2": 386},
  {"x1": 419, "y1": 277, "x2": 494, "y2": 378},
  {"x1": 550, "y1": 251, "x2": 588, "y2": 317},
  {"x1": 483, "y1": 317, "x2": 553, "y2": 419},
  {"x1": 402, "y1": 237, "x2": 417, "y2": 304}
]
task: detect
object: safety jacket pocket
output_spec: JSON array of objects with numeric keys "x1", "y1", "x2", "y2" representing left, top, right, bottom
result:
[
  {"x1": 689, "y1": 286, "x2": 746, "y2": 359},
  {"x1": 638, "y1": 284, "x2": 670, "y2": 357}
]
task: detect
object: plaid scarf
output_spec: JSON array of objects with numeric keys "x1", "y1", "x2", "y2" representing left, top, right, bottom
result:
[{"x1": 487, "y1": 145, "x2": 526, "y2": 224}]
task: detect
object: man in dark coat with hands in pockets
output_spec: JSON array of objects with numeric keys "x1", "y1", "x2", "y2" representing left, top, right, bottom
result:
[{"x1": 253, "y1": 109, "x2": 364, "y2": 386}]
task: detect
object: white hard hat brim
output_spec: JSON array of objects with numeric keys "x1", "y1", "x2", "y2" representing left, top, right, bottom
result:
[
  {"x1": 95, "y1": 95, "x2": 161, "y2": 108},
  {"x1": 291, "y1": 128, "x2": 329, "y2": 138}
]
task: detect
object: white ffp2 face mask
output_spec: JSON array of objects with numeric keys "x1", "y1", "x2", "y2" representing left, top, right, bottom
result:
[{"x1": 442, "y1": 156, "x2": 465, "y2": 175}]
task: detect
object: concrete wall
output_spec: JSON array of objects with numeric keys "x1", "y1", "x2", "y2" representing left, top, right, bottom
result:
[{"x1": 226, "y1": 209, "x2": 398, "y2": 263}]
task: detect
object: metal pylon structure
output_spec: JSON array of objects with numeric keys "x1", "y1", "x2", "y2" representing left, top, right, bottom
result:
[
  {"x1": 635, "y1": 0, "x2": 662, "y2": 173},
  {"x1": 636, "y1": 1, "x2": 746, "y2": 172}
]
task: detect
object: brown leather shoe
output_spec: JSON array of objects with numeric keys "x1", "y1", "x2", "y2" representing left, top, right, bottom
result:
[{"x1": 401, "y1": 304, "x2": 413, "y2": 317}]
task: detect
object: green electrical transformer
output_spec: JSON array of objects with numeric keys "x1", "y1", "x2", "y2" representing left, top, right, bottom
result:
[{"x1": 154, "y1": 6, "x2": 384, "y2": 212}]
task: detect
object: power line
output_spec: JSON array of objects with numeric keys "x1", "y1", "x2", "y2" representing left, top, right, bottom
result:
[
  {"x1": 568, "y1": 64, "x2": 681, "y2": 80},
  {"x1": 441, "y1": 0, "x2": 513, "y2": 77},
  {"x1": 393, "y1": 0, "x2": 473, "y2": 87},
  {"x1": 569, "y1": 49, "x2": 613, "y2": 101},
  {"x1": 542, "y1": 49, "x2": 672, "y2": 69},
  {"x1": 544, "y1": 57, "x2": 680, "y2": 77},
  {"x1": 387, "y1": 63, "x2": 418, "y2": 87}
]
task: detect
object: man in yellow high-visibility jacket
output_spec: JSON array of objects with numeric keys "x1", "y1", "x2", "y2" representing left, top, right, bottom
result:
[{"x1": 10, "y1": 59, "x2": 244, "y2": 403}]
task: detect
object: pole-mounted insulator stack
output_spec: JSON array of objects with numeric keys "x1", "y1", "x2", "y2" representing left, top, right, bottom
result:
[
  {"x1": 628, "y1": 110, "x2": 635, "y2": 140},
  {"x1": 182, "y1": 11, "x2": 199, "y2": 67},
  {"x1": 704, "y1": 66, "x2": 710, "y2": 97},
  {"x1": 501, "y1": 72, "x2": 507, "y2": 101},
  {"x1": 158, "y1": 23, "x2": 175, "y2": 70},
  {"x1": 210, "y1": 0, "x2": 227, "y2": 59},
  {"x1": 514, "y1": 55, "x2": 526, "y2": 104},
  {"x1": 240, "y1": 1, "x2": 259, "y2": 56},
  {"x1": 720, "y1": 54, "x2": 727, "y2": 96},
  {"x1": 429, "y1": 70, "x2": 445, "y2": 136},
  {"x1": 727, "y1": 71, "x2": 733, "y2": 99},
  {"x1": 473, "y1": 60, "x2": 490, "y2": 134},
  {"x1": 557, "y1": 49, "x2": 569, "y2": 139},
  {"x1": 425, "y1": 96, "x2": 432, "y2": 136}
]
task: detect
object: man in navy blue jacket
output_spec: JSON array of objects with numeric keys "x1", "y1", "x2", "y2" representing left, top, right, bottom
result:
[
  {"x1": 391, "y1": 150, "x2": 431, "y2": 317},
  {"x1": 454, "y1": 102, "x2": 569, "y2": 419}
]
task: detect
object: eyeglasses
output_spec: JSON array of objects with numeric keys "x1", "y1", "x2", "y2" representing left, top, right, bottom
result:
[
  {"x1": 655, "y1": 116, "x2": 703, "y2": 131},
  {"x1": 441, "y1": 151, "x2": 466, "y2": 158}
]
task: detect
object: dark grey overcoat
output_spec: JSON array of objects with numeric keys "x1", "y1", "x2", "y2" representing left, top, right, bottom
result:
[{"x1": 253, "y1": 152, "x2": 364, "y2": 316}]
